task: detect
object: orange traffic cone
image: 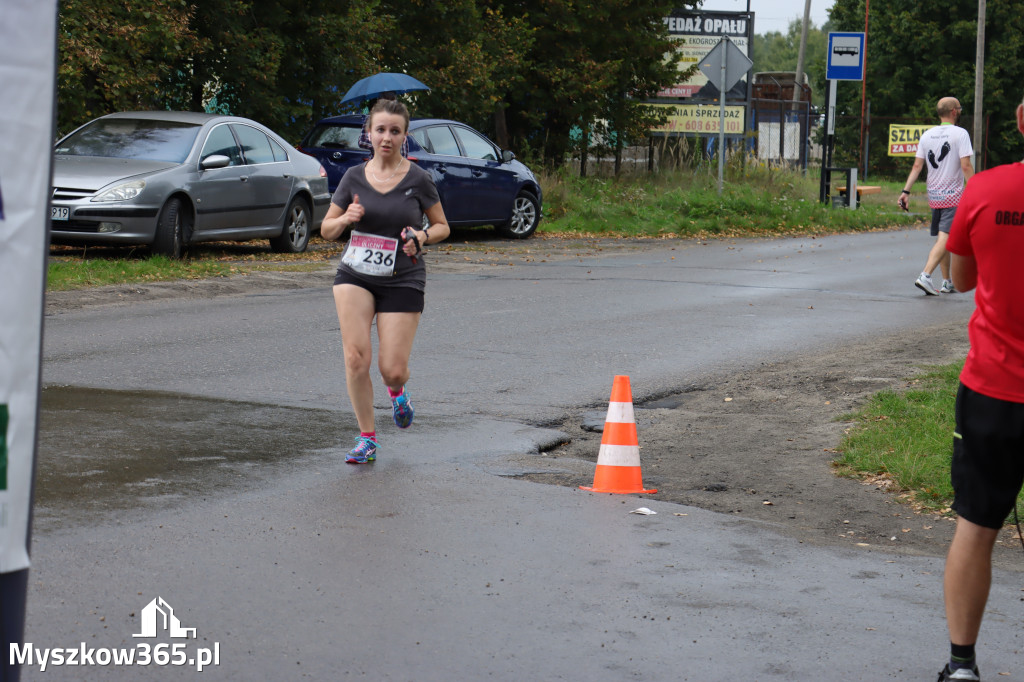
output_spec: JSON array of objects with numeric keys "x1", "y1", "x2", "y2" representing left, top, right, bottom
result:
[{"x1": 580, "y1": 375, "x2": 657, "y2": 495}]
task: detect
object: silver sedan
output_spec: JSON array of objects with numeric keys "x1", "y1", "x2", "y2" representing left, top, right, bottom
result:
[{"x1": 50, "y1": 111, "x2": 331, "y2": 257}]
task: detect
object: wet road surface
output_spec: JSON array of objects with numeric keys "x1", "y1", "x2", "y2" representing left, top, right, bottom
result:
[{"x1": 25, "y1": 230, "x2": 1023, "y2": 680}]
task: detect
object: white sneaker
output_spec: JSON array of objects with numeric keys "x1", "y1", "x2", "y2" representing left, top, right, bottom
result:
[
  {"x1": 915, "y1": 273, "x2": 939, "y2": 295},
  {"x1": 940, "y1": 279, "x2": 956, "y2": 294}
]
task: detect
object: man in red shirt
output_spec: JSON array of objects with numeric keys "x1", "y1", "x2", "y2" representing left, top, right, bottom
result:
[{"x1": 940, "y1": 96, "x2": 1024, "y2": 682}]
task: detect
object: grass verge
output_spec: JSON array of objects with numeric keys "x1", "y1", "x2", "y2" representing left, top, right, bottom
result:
[
  {"x1": 538, "y1": 165, "x2": 920, "y2": 238},
  {"x1": 835, "y1": 361, "x2": 1024, "y2": 525},
  {"x1": 47, "y1": 255, "x2": 235, "y2": 291}
]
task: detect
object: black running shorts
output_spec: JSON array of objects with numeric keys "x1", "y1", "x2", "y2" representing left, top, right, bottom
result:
[
  {"x1": 951, "y1": 383, "x2": 1024, "y2": 529},
  {"x1": 333, "y1": 269, "x2": 424, "y2": 313}
]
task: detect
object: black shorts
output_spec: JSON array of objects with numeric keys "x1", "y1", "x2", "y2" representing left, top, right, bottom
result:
[
  {"x1": 333, "y1": 269, "x2": 424, "y2": 313},
  {"x1": 951, "y1": 383, "x2": 1024, "y2": 529}
]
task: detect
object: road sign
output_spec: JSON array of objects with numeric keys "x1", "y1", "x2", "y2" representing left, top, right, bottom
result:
[
  {"x1": 826, "y1": 32, "x2": 865, "y2": 81},
  {"x1": 698, "y1": 36, "x2": 753, "y2": 94}
]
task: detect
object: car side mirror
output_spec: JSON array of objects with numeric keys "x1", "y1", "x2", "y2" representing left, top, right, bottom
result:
[
  {"x1": 501, "y1": 150, "x2": 515, "y2": 163},
  {"x1": 200, "y1": 154, "x2": 231, "y2": 170}
]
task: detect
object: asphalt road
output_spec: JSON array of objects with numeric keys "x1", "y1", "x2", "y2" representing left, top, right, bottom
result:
[{"x1": 25, "y1": 229, "x2": 1023, "y2": 680}]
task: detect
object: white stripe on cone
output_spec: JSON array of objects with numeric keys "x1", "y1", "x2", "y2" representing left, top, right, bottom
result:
[
  {"x1": 597, "y1": 443, "x2": 642, "y2": 467},
  {"x1": 605, "y1": 401, "x2": 634, "y2": 423}
]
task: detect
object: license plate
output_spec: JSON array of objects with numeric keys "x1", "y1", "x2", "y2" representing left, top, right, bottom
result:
[{"x1": 51, "y1": 206, "x2": 69, "y2": 221}]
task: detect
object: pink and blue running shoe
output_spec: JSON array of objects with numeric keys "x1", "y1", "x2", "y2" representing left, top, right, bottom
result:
[
  {"x1": 392, "y1": 390, "x2": 414, "y2": 429},
  {"x1": 345, "y1": 435, "x2": 378, "y2": 464}
]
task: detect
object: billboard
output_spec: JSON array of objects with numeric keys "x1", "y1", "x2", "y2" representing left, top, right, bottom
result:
[
  {"x1": 660, "y1": 10, "x2": 753, "y2": 101},
  {"x1": 889, "y1": 124, "x2": 936, "y2": 157},
  {"x1": 649, "y1": 103, "x2": 746, "y2": 135},
  {"x1": 1, "y1": 0, "x2": 55, "y2": 574}
]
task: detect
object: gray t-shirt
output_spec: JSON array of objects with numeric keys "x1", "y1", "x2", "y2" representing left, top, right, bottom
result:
[{"x1": 332, "y1": 162, "x2": 440, "y2": 290}]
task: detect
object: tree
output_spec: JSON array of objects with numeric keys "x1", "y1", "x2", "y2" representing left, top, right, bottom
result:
[
  {"x1": 163, "y1": 0, "x2": 392, "y2": 141},
  {"x1": 829, "y1": 0, "x2": 1024, "y2": 173},
  {"x1": 57, "y1": 0, "x2": 198, "y2": 135},
  {"x1": 490, "y1": 0, "x2": 689, "y2": 167},
  {"x1": 379, "y1": 0, "x2": 531, "y2": 144}
]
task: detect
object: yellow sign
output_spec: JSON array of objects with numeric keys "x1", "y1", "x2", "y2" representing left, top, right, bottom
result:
[
  {"x1": 888, "y1": 124, "x2": 935, "y2": 156},
  {"x1": 649, "y1": 103, "x2": 746, "y2": 135}
]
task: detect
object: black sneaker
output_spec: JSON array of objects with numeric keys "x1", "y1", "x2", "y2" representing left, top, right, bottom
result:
[{"x1": 937, "y1": 663, "x2": 980, "y2": 681}]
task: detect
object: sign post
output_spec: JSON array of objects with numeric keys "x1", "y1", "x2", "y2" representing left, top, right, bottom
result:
[
  {"x1": 1, "y1": 3, "x2": 58, "y2": 680},
  {"x1": 820, "y1": 32, "x2": 866, "y2": 206},
  {"x1": 698, "y1": 36, "x2": 753, "y2": 194}
]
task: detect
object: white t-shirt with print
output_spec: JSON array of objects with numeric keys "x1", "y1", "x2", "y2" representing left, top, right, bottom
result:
[{"x1": 915, "y1": 124, "x2": 973, "y2": 208}]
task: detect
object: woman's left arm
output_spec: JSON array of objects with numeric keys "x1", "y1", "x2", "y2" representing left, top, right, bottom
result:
[{"x1": 419, "y1": 202, "x2": 450, "y2": 247}]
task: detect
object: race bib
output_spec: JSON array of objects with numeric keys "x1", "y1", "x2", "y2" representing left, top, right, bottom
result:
[{"x1": 341, "y1": 231, "x2": 399, "y2": 277}]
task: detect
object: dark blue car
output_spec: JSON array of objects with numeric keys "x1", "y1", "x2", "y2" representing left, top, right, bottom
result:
[{"x1": 299, "y1": 115, "x2": 542, "y2": 238}]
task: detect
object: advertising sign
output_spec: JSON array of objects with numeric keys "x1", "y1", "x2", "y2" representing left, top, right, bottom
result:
[
  {"x1": 1, "y1": 0, "x2": 55, "y2": 574},
  {"x1": 649, "y1": 103, "x2": 746, "y2": 135},
  {"x1": 888, "y1": 124, "x2": 936, "y2": 156},
  {"x1": 660, "y1": 10, "x2": 752, "y2": 100}
]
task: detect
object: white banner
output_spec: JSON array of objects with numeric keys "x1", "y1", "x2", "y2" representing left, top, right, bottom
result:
[{"x1": 0, "y1": 0, "x2": 57, "y2": 573}]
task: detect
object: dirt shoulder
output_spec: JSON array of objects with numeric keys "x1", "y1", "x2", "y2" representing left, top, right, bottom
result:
[
  {"x1": 45, "y1": 237, "x2": 1024, "y2": 569},
  {"x1": 523, "y1": 318, "x2": 1023, "y2": 570}
]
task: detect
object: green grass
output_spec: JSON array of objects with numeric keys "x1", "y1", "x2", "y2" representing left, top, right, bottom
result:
[
  {"x1": 835, "y1": 361, "x2": 1024, "y2": 524},
  {"x1": 47, "y1": 255, "x2": 235, "y2": 291},
  {"x1": 538, "y1": 164, "x2": 920, "y2": 238}
]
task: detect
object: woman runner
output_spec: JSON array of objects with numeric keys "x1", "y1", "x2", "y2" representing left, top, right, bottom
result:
[{"x1": 321, "y1": 98, "x2": 449, "y2": 463}]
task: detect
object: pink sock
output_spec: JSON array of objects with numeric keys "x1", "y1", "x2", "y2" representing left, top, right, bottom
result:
[
  {"x1": 387, "y1": 385, "x2": 404, "y2": 399},
  {"x1": 360, "y1": 431, "x2": 376, "y2": 441}
]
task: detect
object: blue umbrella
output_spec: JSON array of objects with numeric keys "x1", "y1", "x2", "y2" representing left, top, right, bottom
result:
[{"x1": 340, "y1": 72, "x2": 430, "y2": 105}]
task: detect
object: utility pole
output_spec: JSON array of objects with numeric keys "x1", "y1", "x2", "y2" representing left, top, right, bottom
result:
[
  {"x1": 973, "y1": 0, "x2": 986, "y2": 170},
  {"x1": 794, "y1": 0, "x2": 812, "y2": 104}
]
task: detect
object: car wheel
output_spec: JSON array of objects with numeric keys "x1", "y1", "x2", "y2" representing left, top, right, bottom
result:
[
  {"x1": 270, "y1": 197, "x2": 311, "y2": 253},
  {"x1": 152, "y1": 197, "x2": 189, "y2": 259},
  {"x1": 497, "y1": 190, "x2": 540, "y2": 239}
]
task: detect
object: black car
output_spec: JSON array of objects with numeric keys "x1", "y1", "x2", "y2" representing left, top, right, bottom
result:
[{"x1": 299, "y1": 116, "x2": 542, "y2": 238}]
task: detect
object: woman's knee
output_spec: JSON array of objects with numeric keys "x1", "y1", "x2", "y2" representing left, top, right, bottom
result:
[
  {"x1": 344, "y1": 346, "x2": 373, "y2": 376},
  {"x1": 378, "y1": 361, "x2": 409, "y2": 388}
]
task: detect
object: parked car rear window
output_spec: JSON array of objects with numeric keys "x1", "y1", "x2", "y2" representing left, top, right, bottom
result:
[
  {"x1": 55, "y1": 119, "x2": 202, "y2": 163},
  {"x1": 306, "y1": 124, "x2": 362, "y2": 150}
]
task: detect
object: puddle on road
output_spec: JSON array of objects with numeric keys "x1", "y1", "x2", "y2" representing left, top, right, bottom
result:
[{"x1": 36, "y1": 386, "x2": 336, "y2": 533}]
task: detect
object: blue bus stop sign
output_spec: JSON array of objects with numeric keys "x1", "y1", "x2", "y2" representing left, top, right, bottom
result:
[{"x1": 826, "y1": 32, "x2": 865, "y2": 81}]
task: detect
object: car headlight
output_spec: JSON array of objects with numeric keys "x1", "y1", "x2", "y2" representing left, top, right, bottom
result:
[{"x1": 92, "y1": 180, "x2": 146, "y2": 202}]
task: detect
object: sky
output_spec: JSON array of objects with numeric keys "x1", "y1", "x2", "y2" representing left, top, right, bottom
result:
[{"x1": 697, "y1": 0, "x2": 836, "y2": 35}]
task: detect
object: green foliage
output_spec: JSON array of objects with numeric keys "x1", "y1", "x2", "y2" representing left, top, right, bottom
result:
[
  {"x1": 47, "y1": 254, "x2": 232, "y2": 290},
  {"x1": 57, "y1": 0, "x2": 393, "y2": 141},
  {"x1": 538, "y1": 164, "x2": 920, "y2": 237},
  {"x1": 378, "y1": 0, "x2": 531, "y2": 138},
  {"x1": 57, "y1": 0, "x2": 199, "y2": 132},
  {"x1": 829, "y1": 0, "x2": 1024, "y2": 172},
  {"x1": 488, "y1": 0, "x2": 691, "y2": 166}
]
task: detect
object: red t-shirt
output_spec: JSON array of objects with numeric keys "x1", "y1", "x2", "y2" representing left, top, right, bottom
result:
[{"x1": 946, "y1": 162, "x2": 1024, "y2": 403}]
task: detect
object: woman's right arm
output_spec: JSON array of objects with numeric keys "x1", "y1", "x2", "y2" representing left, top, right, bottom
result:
[{"x1": 321, "y1": 194, "x2": 363, "y2": 241}]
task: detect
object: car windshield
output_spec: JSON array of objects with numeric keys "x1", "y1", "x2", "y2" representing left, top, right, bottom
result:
[{"x1": 54, "y1": 119, "x2": 202, "y2": 163}]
